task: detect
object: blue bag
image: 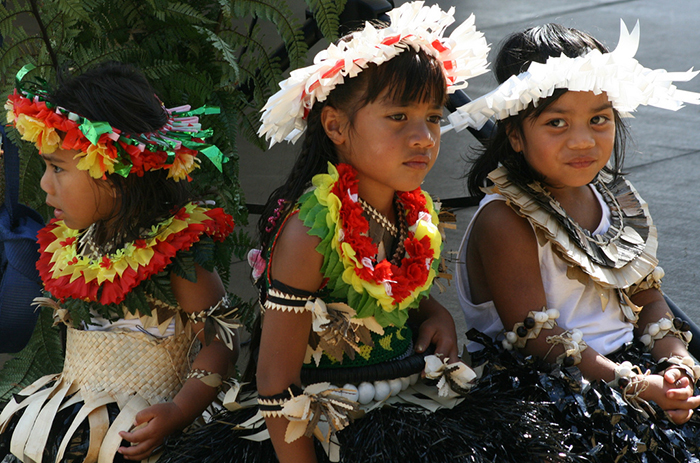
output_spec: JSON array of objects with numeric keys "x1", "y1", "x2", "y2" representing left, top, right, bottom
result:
[{"x1": 0, "y1": 125, "x2": 44, "y2": 353}]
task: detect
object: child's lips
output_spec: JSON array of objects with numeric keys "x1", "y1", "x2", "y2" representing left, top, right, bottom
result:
[
  {"x1": 567, "y1": 157, "x2": 596, "y2": 169},
  {"x1": 404, "y1": 156, "x2": 430, "y2": 169}
]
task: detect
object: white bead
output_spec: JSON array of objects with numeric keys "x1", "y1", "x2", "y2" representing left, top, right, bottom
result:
[
  {"x1": 659, "y1": 318, "x2": 673, "y2": 331},
  {"x1": 652, "y1": 266, "x2": 665, "y2": 281},
  {"x1": 373, "y1": 381, "x2": 391, "y2": 402},
  {"x1": 648, "y1": 323, "x2": 660, "y2": 336},
  {"x1": 357, "y1": 382, "x2": 375, "y2": 404},
  {"x1": 340, "y1": 384, "x2": 359, "y2": 402},
  {"x1": 388, "y1": 378, "x2": 403, "y2": 396},
  {"x1": 571, "y1": 329, "x2": 583, "y2": 343},
  {"x1": 693, "y1": 366, "x2": 700, "y2": 378},
  {"x1": 534, "y1": 312, "x2": 548, "y2": 323},
  {"x1": 682, "y1": 357, "x2": 695, "y2": 367},
  {"x1": 505, "y1": 331, "x2": 518, "y2": 344},
  {"x1": 400, "y1": 377, "x2": 411, "y2": 391},
  {"x1": 409, "y1": 373, "x2": 420, "y2": 385},
  {"x1": 617, "y1": 366, "x2": 633, "y2": 378},
  {"x1": 640, "y1": 334, "x2": 652, "y2": 346},
  {"x1": 502, "y1": 339, "x2": 513, "y2": 351},
  {"x1": 546, "y1": 308, "x2": 560, "y2": 319}
]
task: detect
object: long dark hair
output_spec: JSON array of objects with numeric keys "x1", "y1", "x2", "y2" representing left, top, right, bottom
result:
[
  {"x1": 467, "y1": 23, "x2": 628, "y2": 197},
  {"x1": 49, "y1": 61, "x2": 192, "y2": 245},
  {"x1": 243, "y1": 45, "x2": 447, "y2": 384}
]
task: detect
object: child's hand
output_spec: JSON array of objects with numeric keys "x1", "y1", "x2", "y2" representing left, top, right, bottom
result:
[
  {"x1": 117, "y1": 402, "x2": 188, "y2": 461},
  {"x1": 661, "y1": 368, "x2": 699, "y2": 424},
  {"x1": 642, "y1": 373, "x2": 700, "y2": 425},
  {"x1": 414, "y1": 300, "x2": 459, "y2": 363}
]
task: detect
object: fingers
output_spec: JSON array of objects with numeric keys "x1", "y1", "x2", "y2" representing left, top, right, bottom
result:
[
  {"x1": 665, "y1": 408, "x2": 694, "y2": 425},
  {"x1": 118, "y1": 440, "x2": 162, "y2": 461},
  {"x1": 415, "y1": 323, "x2": 459, "y2": 363}
]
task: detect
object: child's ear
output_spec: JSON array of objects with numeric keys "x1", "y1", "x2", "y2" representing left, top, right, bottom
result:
[
  {"x1": 506, "y1": 126, "x2": 523, "y2": 153},
  {"x1": 321, "y1": 105, "x2": 348, "y2": 146}
]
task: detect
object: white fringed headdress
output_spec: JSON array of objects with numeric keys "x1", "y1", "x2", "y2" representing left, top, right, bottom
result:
[
  {"x1": 447, "y1": 20, "x2": 700, "y2": 132},
  {"x1": 258, "y1": 1, "x2": 490, "y2": 146}
]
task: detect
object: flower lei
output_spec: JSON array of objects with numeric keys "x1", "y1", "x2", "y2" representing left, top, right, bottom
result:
[
  {"x1": 258, "y1": 1, "x2": 489, "y2": 146},
  {"x1": 5, "y1": 64, "x2": 225, "y2": 181},
  {"x1": 448, "y1": 20, "x2": 700, "y2": 132},
  {"x1": 36, "y1": 203, "x2": 234, "y2": 306},
  {"x1": 298, "y1": 163, "x2": 441, "y2": 328}
]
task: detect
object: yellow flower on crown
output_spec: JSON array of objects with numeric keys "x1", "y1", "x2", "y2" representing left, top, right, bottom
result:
[
  {"x1": 14, "y1": 114, "x2": 61, "y2": 154},
  {"x1": 75, "y1": 143, "x2": 118, "y2": 178}
]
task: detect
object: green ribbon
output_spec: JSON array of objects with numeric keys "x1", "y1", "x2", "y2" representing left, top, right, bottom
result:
[
  {"x1": 172, "y1": 105, "x2": 221, "y2": 117},
  {"x1": 16, "y1": 64, "x2": 35, "y2": 84},
  {"x1": 79, "y1": 120, "x2": 114, "y2": 145}
]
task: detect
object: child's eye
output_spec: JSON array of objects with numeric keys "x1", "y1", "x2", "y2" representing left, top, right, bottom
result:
[
  {"x1": 591, "y1": 115, "x2": 609, "y2": 125},
  {"x1": 389, "y1": 114, "x2": 407, "y2": 121},
  {"x1": 547, "y1": 119, "x2": 566, "y2": 128},
  {"x1": 427, "y1": 114, "x2": 443, "y2": 124},
  {"x1": 52, "y1": 164, "x2": 63, "y2": 173}
]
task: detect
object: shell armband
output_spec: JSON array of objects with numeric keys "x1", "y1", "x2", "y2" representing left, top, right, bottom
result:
[
  {"x1": 545, "y1": 329, "x2": 588, "y2": 367},
  {"x1": 502, "y1": 307, "x2": 560, "y2": 351},
  {"x1": 607, "y1": 361, "x2": 652, "y2": 416},
  {"x1": 640, "y1": 317, "x2": 692, "y2": 350}
]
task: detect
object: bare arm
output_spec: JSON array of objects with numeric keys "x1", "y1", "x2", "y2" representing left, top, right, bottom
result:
[
  {"x1": 257, "y1": 215, "x2": 323, "y2": 463},
  {"x1": 119, "y1": 265, "x2": 238, "y2": 460}
]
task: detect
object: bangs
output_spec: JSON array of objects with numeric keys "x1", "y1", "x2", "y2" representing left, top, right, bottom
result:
[{"x1": 362, "y1": 47, "x2": 447, "y2": 107}]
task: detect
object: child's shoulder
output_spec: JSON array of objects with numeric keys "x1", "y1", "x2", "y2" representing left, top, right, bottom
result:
[
  {"x1": 470, "y1": 198, "x2": 538, "y2": 252},
  {"x1": 269, "y1": 213, "x2": 324, "y2": 292}
]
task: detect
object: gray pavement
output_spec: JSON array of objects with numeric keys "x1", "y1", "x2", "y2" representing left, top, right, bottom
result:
[{"x1": 232, "y1": 0, "x2": 700, "y2": 348}]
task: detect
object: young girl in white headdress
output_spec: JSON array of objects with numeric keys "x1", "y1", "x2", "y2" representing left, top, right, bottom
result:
[
  {"x1": 158, "y1": 3, "x2": 591, "y2": 463},
  {"x1": 450, "y1": 21, "x2": 700, "y2": 461},
  {"x1": 0, "y1": 62, "x2": 240, "y2": 463}
]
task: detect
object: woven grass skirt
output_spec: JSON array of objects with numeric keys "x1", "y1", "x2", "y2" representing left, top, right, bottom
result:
[{"x1": 0, "y1": 327, "x2": 190, "y2": 463}]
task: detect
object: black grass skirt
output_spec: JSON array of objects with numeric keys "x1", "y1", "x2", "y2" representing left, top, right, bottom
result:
[{"x1": 159, "y1": 330, "x2": 700, "y2": 463}]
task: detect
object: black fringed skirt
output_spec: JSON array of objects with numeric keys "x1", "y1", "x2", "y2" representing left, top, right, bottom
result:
[{"x1": 159, "y1": 331, "x2": 700, "y2": 463}]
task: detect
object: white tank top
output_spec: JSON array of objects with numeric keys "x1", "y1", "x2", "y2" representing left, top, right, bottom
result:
[{"x1": 456, "y1": 188, "x2": 634, "y2": 355}]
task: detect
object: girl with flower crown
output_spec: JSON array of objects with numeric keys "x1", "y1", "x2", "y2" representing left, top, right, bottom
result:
[
  {"x1": 449, "y1": 21, "x2": 700, "y2": 460},
  {"x1": 0, "y1": 62, "x2": 240, "y2": 462}
]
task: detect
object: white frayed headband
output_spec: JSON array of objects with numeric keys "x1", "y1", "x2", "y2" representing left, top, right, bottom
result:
[
  {"x1": 448, "y1": 19, "x2": 700, "y2": 132},
  {"x1": 258, "y1": 1, "x2": 490, "y2": 146}
]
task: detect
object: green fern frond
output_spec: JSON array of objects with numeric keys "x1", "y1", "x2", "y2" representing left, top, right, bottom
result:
[
  {"x1": 0, "y1": 309, "x2": 63, "y2": 405},
  {"x1": 305, "y1": 0, "x2": 346, "y2": 40},
  {"x1": 193, "y1": 25, "x2": 240, "y2": 81},
  {"x1": 232, "y1": 0, "x2": 308, "y2": 69}
]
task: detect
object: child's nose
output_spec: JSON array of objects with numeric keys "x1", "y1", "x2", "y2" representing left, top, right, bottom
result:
[
  {"x1": 567, "y1": 125, "x2": 595, "y2": 150},
  {"x1": 410, "y1": 121, "x2": 437, "y2": 149},
  {"x1": 40, "y1": 170, "x2": 53, "y2": 194}
]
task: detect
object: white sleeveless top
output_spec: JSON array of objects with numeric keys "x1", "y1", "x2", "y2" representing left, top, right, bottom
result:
[{"x1": 456, "y1": 187, "x2": 634, "y2": 355}]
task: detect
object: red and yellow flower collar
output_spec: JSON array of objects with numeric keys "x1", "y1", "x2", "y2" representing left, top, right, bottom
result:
[
  {"x1": 37, "y1": 203, "x2": 234, "y2": 305},
  {"x1": 298, "y1": 163, "x2": 442, "y2": 327}
]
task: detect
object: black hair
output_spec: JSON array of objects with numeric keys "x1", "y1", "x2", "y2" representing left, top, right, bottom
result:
[
  {"x1": 243, "y1": 45, "x2": 447, "y2": 384},
  {"x1": 467, "y1": 23, "x2": 628, "y2": 197},
  {"x1": 49, "y1": 61, "x2": 192, "y2": 245}
]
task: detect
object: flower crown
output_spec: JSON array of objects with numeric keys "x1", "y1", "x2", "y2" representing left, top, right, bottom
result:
[
  {"x1": 258, "y1": 1, "x2": 490, "y2": 146},
  {"x1": 447, "y1": 20, "x2": 700, "y2": 132},
  {"x1": 5, "y1": 64, "x2": 225, "y2": 181}
]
